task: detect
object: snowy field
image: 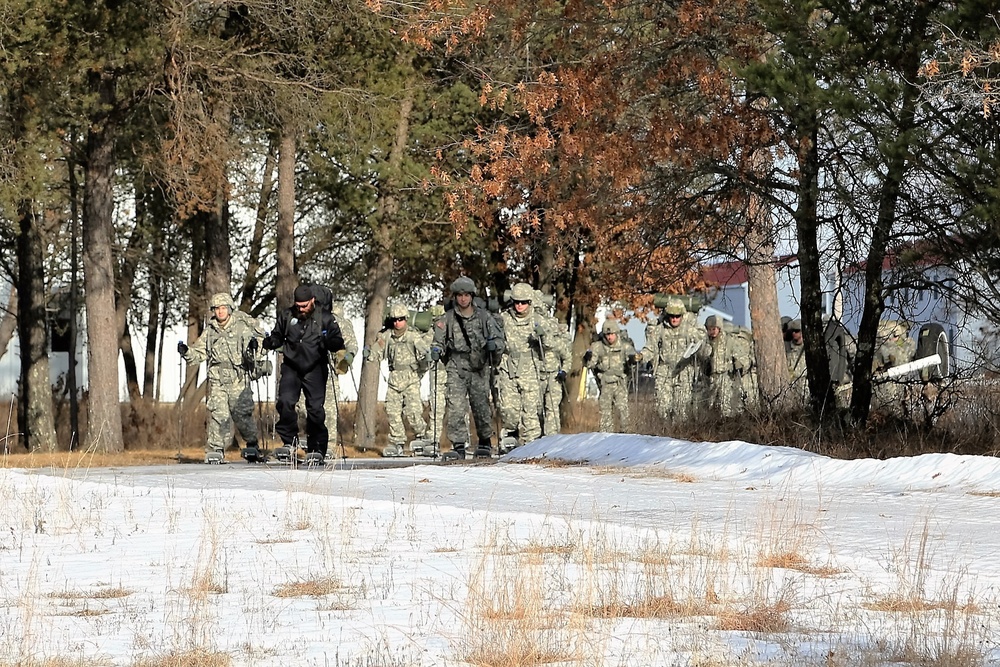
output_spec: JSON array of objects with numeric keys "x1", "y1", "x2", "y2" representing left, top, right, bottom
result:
[{"x1": 2, "y1": 432, "x2": 1000, "y2": 666}]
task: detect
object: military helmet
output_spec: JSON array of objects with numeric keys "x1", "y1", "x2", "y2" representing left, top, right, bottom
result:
[
  {"x1": 510, "y1": 282, "x2": 533, "y2": 302},
  {"x1": 787, "y1": 319, "x2": 802, "y2": 332},
  {"x1": 664, "y1": 297, "x2": 686, "y2": 316},
  {"x1": 387, "y1": 303, "x2": 409, "y2": 320},
  {"x1": 602, "y1": 320, "x2": 620, "y2": 334},
  {"x1": 704, "y1": 315, "x2": 719, "y2": 329},
  {"x1": 450, "y1": 276, "x2": 477, "y2": 295},
  {"x1": 210, "y1": 293, "x2": 235, "y2": 310}
]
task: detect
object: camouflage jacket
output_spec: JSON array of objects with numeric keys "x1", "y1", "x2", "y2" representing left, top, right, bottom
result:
[
  {"x1": 498, "y1": 308, "x2": 550, "y2": 379},
  {"x1": 184, "y1": 310, "x2": 264, "y2": 384},
  {"x1": 586, "y1": 335, "x2": 636, "y2": 384},
  {"x1": 640, "y1": 314, "x2": 706, "y2": 377},
  {"x1": 432, "y1": 306, "x2": 506, "y2": 372},
  {"x1": 698, "y1": 330, "x2": 752, "y2": 376},
  {"x1": 371, "y1": 327, "x2": 429, "y2": 389},
  {"x1": 537, "y1": 314, "x2": 572, "y2": 374}
]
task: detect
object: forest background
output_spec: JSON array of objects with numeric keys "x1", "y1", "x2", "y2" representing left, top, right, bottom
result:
[{"x1": 0, "y1": 0, "x2": 999, "y2": 456}]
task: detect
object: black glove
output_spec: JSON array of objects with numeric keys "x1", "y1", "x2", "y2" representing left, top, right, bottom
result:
[
  {"x1": 486, "y1": 339, "x2": 499, "y2": 352},
  {"x1": 582, "y1": 350, "x2": 593, "y2": 364},
  {"x1": 177, "y1": 341, "x2": 188, "y2": 356},
  {"x1": 430, "y1": 346, "x2": 442, "y2": 361},
  {"x1": 247, "y1": 338, "x2": 259, "y2": 355},
  {"x1": 556, "y1": 369, "x2": 567, "y2": 381},
  {"x1": 261, "y1": 332, "x2": 277, "y2": 350}
]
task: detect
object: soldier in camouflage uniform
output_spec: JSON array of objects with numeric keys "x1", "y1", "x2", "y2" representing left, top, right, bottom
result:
[
  {"x1": 179, "y1": 293, "x2": 266, "y2": 462},
  {"x1": 367, "y1": 303, "x2": 432, "y2": 457},
  {"x1": 639, "y1": 297, "x2": 707, "y2": 424},
  {"x1": 496, "y1": 283, "x2": 548, "y2": 452},
  {"x1": 785, "y1": 319, "x2": 809, "y2": 405},
  {"x1": 584, "y1": 320, "x2": 636, "y2": 432},
  {"x1": 431, "y1": 276, "x2": 506, "y2": 459},
  {"x1": 296, "y1": 301, "x2": 358, "y2": 452},
  {"x1": 697, "y1": 316, "x2": 752, "y2": 418},
  {"x1": 534, "y1": 290, "x2": 571, "y2": 436},
  {"x1": 424, "y1": 304, "x2": 466, "y2": 454},
  {"x1": 873, "y1": 320, "x2": 916, "y2": 411}
]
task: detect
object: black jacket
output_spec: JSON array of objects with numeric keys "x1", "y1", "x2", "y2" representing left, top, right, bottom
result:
[{"x1": 264, "y1": 306, "x2": 345, "y2": 373}]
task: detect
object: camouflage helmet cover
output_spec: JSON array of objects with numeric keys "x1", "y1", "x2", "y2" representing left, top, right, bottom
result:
[
  {"x1": 510, "y1": 282, "x2": 533, "y2": 302},
  {"x1": 210, "y1": 293, "x2": 235, "y2": 310},
  {"x1": 450, "y1": 276, "x2": 477, "y2": 295},
  {"x1": 704, "y1": 315, "x2": 720, "y2": 329},
  {"x1": 663, "y1": 297, "x2": 686, "y2": 316},
  {"x1": 387, "y1": 303, "x2": 409, "y2": 319},
  {"x1": 602, "y1": 320, "x2": 621, "y2": 334},
  {"x1": 787, "y1": 319, "x2": 802, "y2": 332}
]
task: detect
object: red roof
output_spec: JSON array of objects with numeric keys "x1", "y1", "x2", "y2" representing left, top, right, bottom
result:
[{"x1": 700, "y1": 255, "x2": 798, "y2": 287}]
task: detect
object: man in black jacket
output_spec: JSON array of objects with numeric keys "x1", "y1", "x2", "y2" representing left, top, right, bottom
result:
[{"x1": 263, "y1": 284, "x2": 345, "y2": 458}]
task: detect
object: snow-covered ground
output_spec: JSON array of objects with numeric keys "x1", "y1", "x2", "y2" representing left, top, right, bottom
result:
[{"x1": 2, "y1": 432, "x2": 999, "y2": 666}]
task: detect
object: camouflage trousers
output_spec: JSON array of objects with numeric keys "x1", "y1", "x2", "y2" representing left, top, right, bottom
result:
[
  {"x1": 539, "y1": 373, "x2": 563, "y2": 436},
  {"x1": 497, "y1": 371, "x2": 542, "y2": 443},
  {"x1": 597, "y1": 378, "x2": 629, "y2": 433},
  {"x1": 653, "y1": 368, "x2": 696, "y2": 423},
  {"x1": 430, "y1": 364, "x2": 468, "y2": 447},
  {"x1": 704, "y1": 373, "x2": 743, "y2": 418},
  {"x1": 206, "y1": 378, "x2": 258, "y2": 453},
  {"x1": 297, "y1": 371, "x2": 344, "y2": 445},
  {"x1": 386, "y1": 375, "x2": 427, "y2": 446},
  {"x1": 445, "y1": 366, "x2": 494, "y2": 446}
]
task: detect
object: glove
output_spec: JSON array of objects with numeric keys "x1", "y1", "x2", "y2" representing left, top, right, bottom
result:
[
  {"x1": 534, "y1": 323, "x2": 546, "y2": 338},
  {"x1": 363, "y1": 345, "x2": 373, "y2": 361},
  {"x1": 633, "y1": 353, "x2": 643, "y2": 363},
  {"x1": 486, "y1": 339, "x2": 498, "y2": 352},
  {"x1": 344, "y1": 351, "x2": 354, "y2": 365},
  {"x1": 430, "y1": 346, "x2": 442, "y2": 361},
  {"x1": 261, "y1": 332, "x2": 276, "y2": 350},
  {"x1": 177, "y1": 341, "x2": 188, "y2": 356},
  {"x1": 556, "y1": 369, "x2": 567, "y2": 381},
  {"x1": 583, "y1": 350, "x2": 593, "y2": 364},
  {"x1": 247, "y1": 338, "x2": 259, "y2": 355}
]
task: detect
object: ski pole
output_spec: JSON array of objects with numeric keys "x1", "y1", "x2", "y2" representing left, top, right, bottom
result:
[
  {"x1": 430, "y1": 359, "x2": 439, "y2": 459},
  {"x1": 330, "y1": 358, "x2": 347, "y2": 463}
]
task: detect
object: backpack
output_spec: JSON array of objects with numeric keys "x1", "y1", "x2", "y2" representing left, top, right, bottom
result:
[{"x1": 309, "y1": 284, "x2": 335, "y2": 313}]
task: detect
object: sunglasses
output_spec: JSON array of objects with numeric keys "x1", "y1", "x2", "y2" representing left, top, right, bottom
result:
[
  {"x1": 513, "y1": 300, "x2": 531, "y2": 305},
  {"x1": 389, "y1": 316, "x2": 407, "y2": 322}
]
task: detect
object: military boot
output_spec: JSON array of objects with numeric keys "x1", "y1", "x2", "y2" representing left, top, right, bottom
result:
[
  {"x1": 381, "y1": 443, "x2": 405, "y2": 457},
  {"x1": 474, "y1": 437, "x2": 493, "y2": 459}
]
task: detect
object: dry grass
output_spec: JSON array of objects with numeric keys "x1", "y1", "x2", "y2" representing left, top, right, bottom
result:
[
  {"x1": 864, "y1": 596, "x2": 979, "y2": 614},
  {"x1": 756, "y1": 551, "x2": 843, "y2": 577},
  {"x1": 46, "y1": 587, "x2": 132, "y2": 600},
  {"x1": 591, "y1": 465, "x2": 697, "y2": 482},
  {"x1": 716, "y1": 598, "x2": 793, "y2": 633},
  {"x1": 271, "y1": 576, "x2": 343, "y2": 598},
  {"x1": 131, "y1": 649, "x2": 232, "y2": 667},
  {"x1": 966, "y1": 490, "x2": 1000, "y2": 498},
  {"x1": 585, "y1": 594, "x2": 711, "y2": 619},
  {"x1": 0, "y1": 660, "x2": 114, "y2": 667}
]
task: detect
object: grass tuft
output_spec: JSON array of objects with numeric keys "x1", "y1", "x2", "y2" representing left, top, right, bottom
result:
[
  {"x1": 272, "y1": 576, "x2": 342, "y2": 598},
  {"x1": 131, "y1": 649, "x2": 232, "y2": 667}
]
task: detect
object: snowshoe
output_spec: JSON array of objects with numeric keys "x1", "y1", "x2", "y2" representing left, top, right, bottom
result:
[
  {"x1": 303, "y1": 451, "x2": 326, "y2": 466},
  {"x1": 204, "y1": 450, "x2": 226, "y2": 465},
  {"x1": 498, "y1": 436, "x2": 519, "y2": 454},
  {"x1": 273, "y1": 446, "x2": 293, "y2": 463},
  {"x1": 441, "y1": 447, "x2": 467, "y2": 461},
  {"x1": 408, "y1": 438, "x2": 432, "y2": 457},
  {"x1": 241, "y1": 445, "x2": 263, "y2": 463},
  {"x1": 474, "y1": 446, "x2": 493, "y2": 459},
  {"x1": 381, "y1": 444, "x2": 405, "y2": 458}
]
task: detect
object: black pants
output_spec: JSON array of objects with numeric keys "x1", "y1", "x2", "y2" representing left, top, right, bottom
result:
[{"x1": 275, "y1": 362, "x2": 329, "y2": 455}]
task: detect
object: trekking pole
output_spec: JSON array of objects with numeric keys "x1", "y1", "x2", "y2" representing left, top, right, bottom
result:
[
  {"x1": 176, "y1": 353, "x2": 184, "y2": 462},
  {"x1": 348, "y1": 365, "x2": 375, "y2": 451},
  {"x1": 430, "y1": 360, "x2": 439, "y2": 459},
  {"x1": 330, "y1": 358, "x2": 347, "y2": 463}
]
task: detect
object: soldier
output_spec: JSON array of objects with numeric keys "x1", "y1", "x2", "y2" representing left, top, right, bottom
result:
[
  {"x1": 496, "y1": 283, "x2": 548, "y2": 452},
  {"x1": 534, "y1": 290, "x2": 571, "y2": 436},
  {"x1": 430, "y1": 276, "x2": 505, "y2": 459},
  {"x1": 584, "y1": 320, "x2": 636, "y2": 432},
  {"x1": 263, "y1": 284, "x2": 345, "y2": 459},
  {"x1": 367, "y1": 303, "x2": 432, "y2": 457},
  {"x1": 638, "y1": 297, "x2": 706, "y2": 424},
  {"x1": 296, "y1": 298, "x2": 357, "y2": 452},
  {"x1": 697, "y1": 316, "x2": 752, "y2": 418},
  {"x1": 178, "y1": 293, "x2": 266, "y2": 463},
  {"x1": 785, "y1": 319, "x2": 809, "y2": 405},
  {"x1": 424, "y1": 303, "x2": 466, "y2": 454},
  {"x1": 873, "y1": 320, "x2": 915, "y2": 411}
]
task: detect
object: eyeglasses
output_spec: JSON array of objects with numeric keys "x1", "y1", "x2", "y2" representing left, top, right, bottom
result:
[
  {"x1": 666, "y1": 313, "x2": 683, "y2": 318},
  {"x1": 513, "y1": 300, "x2": 531, "y2": 305},
  {"x1": 390, "y1": 317, "x2": 407, "y2": 323}
]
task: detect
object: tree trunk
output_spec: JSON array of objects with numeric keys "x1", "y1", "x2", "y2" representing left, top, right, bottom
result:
[
  {"x1": 16, "y1": 204, "x2": 57, "y2": 452},
  {"x1": 357, "y1": 248, "x2": 393, "y2": 450},
  {"x1": 204, "y1": 193, "x2": 232, "y2": 299},
  {"x1": 241, "y1": 138, "x2": 276, "y2": 315},
  {"x1": 82, "y1": 72, "x2": 124, "y2": 453},
  {"x1": 181, "y1": 215, "x2": 205, "y2": 403},
  {"x1": 275, "y1": 127, "x2": 297, "y2": 311},
  {"x1": 356, "y1": 82, "x2": 415, "y2": 450}
]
